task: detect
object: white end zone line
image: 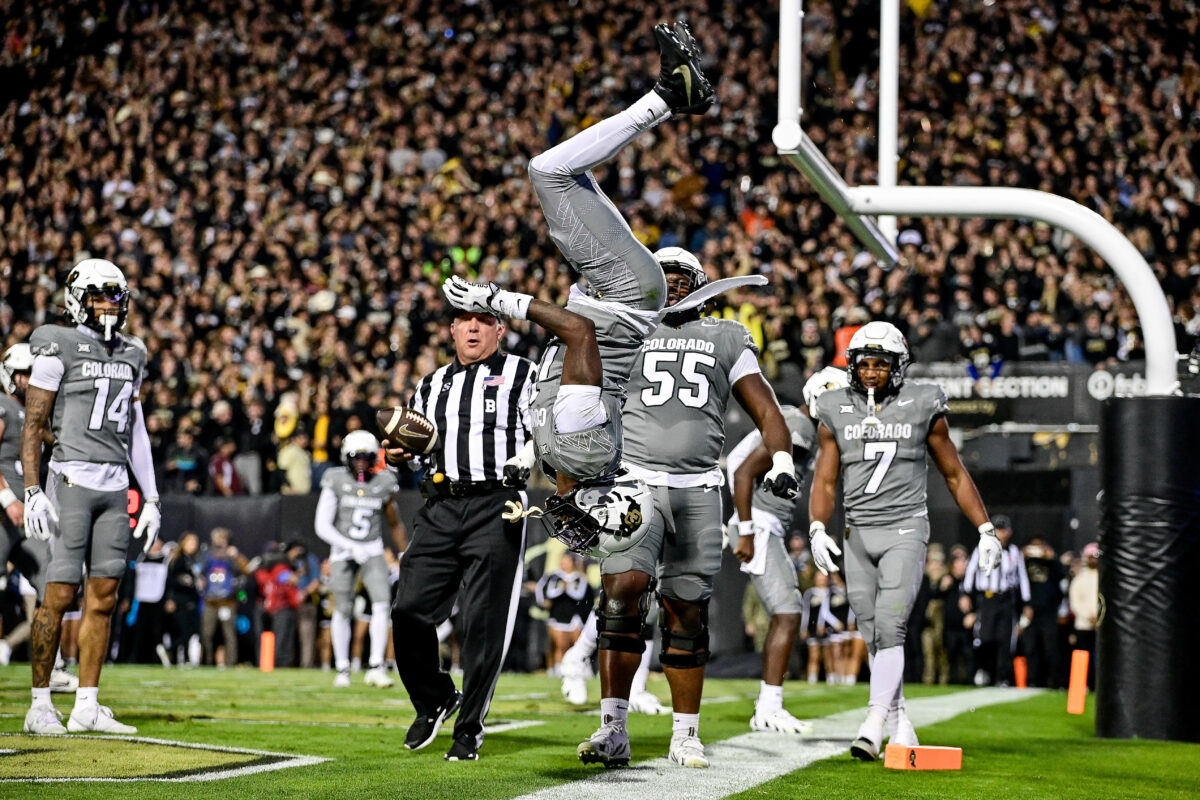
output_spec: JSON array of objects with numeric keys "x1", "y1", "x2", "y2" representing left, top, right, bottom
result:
[{"x1": 511, "y1": 687, "x2": 1044, "y2": 800}]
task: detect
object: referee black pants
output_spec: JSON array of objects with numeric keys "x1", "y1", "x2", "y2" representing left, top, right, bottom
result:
[{"x1": 392, "y1": 490, "x2": 526, "y2": 744}]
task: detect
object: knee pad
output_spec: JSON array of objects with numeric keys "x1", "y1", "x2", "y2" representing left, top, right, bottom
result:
[
  {"x1": 657, "y1": 596, "x2": 710, "y2": 669},
  {"x1": 596, "y1": 588, "x2": 651, "y2": 654}
]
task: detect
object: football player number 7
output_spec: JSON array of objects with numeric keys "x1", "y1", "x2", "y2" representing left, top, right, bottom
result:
[
  {"x1": 863, "y1": 441, "x2": 897, "y2": 494},
  {"x1": 640, "y1": 352, "x2": 716, "y2": 408}
]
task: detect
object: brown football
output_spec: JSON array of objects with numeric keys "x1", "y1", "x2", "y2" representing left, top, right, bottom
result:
[{"x1": 376, "y1": 406, "x2": 439, "y2": 455}]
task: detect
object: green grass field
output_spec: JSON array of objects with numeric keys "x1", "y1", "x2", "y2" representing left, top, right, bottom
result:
[{"x1": 1, "y1": 665, "x2": 1196, "y2": 799}]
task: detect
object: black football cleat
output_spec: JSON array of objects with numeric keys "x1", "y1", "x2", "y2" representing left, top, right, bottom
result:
[{"x1": 652, "y1": 21, "x2": 714, "y2": 115}]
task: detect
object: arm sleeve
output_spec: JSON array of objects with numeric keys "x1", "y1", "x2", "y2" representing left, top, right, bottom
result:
[
  {"x1": 29, "y1": 353, "x2": 64, "y2": 392},
  {"x1": 817, "y1": 595, "x2": 839, "y2": 629},
  {"x1": 127, "y1": 402, "x2": 160, "y2": 499},
  {"x1": 313, "y1": 488, "x2": 359, "y2": 551},
  {"x1": 727, "y1": 347, "x2": 762, "y2": 386}
]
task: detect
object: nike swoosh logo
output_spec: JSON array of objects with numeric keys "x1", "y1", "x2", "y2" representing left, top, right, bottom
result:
[
  {"x1": 673, "y1": 64, "x2": 693, "y2": 102},
  {"x1": 703, "y1": 486, "x2": 717, "y2": 493},
  {"x1": 398, "y1": 424, "x2": 429, "y2": 437},
  {"x1": 897, "y1": 399, "x2": 914, "y2": 406},
  {"x1": 899, "y1": 528, "x2": 915, "y2": 535}
]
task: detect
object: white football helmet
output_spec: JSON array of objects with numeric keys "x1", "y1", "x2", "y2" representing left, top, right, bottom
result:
[
  {"x1": 341, "y1": 430, "x2": 379, "y2": 478},
  {"x1": 654, "y1": 247, "x2": 708, "y2": 309},
  {"x1": 546, "y1": 475, "x2": 654, "y2": 558},
  {"x1": 845, "y1": 321, "x2": 910, "y2": 393},
  {"x1": 802, "y1": 365, "x2": 850, "y2": 417},
  {"x1": 0, "y1": 343, "x2": 33, "y2": 396},
  {"x1": 64, "y1": 258, "x2": 129, "y2": 341}
]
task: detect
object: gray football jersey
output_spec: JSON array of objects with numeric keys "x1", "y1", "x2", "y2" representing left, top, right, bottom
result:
[
  {"x1": 0, "y1": 393, "x2": 24, "y2": 490},
  {"x1": 622, "y1": 316, "x2": 758, "y2": 474},
  {"x1": 29, "y1": 325, "x2": 147, "y2": 465},
  {"x1": 319, "y1": 466, "x2": 399, "y2": 543},
  {"x1": 529, "y1": 286, "x2": 659, "y2": 414},
  {"x1": 752, "y1": 405, "x2": 817, "y2": 525},
  {"x1": 813, "y1": 382, "x2": 949, "y2": 526}
]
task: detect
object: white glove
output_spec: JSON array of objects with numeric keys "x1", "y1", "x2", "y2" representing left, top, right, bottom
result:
[
  {"x1": 808, "y1": 521, "x2": 842, "y2": 575},
  {"x1": 761, "y1": 451, "x2": 800, "y2": 500},
  {"x1": 442, "y1": 276, "x2": 499, "y2": 314},
  {"x1": 133, "y1": 498, "x2": 161, "y2": 553},
  {"x1": 23, "y1": 486, "x2": 57, "y2": 541},
  {"x1": 977, "y1": 521, "x2": 1002, "y2": 577}
]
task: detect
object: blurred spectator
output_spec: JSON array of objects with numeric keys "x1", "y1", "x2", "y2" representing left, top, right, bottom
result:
[
  {"x1": 208, "y1": 437, "x2": 245, "y2": 497},
  {"x1": 1021, "y1": 536, "x2": 1066, "y2": 688},
  {"x1": 118, "y1": 538, "x2": 171, "y2": 664},
  {"x1": 288, "y1": 542, "x2": 322, "y2": 670},
  {"x1": 200, "y1": 527, "x2": 248, "y2": 667},
  {"x1": 164, "y1": 426, "x2": 207, "y2": 495},
  {"x1": 938, "y1": 545, "x2": 974, "y2": 685},
  {"x1": 255, "y1": 543, "x2": 304, "y2": 668},
  {"x1": 534, "y1": 553, "x2": 593, "y2": 675},
  {"x1": 1068, "y1": 541, "x2": 1100, "y2": 690},
  {"x1": 165, "y1": 532, "x2": 203, "y2": 667},
  {"x1": 276, "y1": 427, "x2": 312, "y2": 495}
]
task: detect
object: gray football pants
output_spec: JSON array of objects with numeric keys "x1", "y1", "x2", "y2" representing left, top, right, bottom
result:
[
  {"x1": 528, "y1": 107, "x2": 666, "y2": 311},
  {"x1": 843, "y1": 519, "x2": 929, "y2": 656},
  {"x1": 45, "y1": 472, "x2": 130, "y2": 584}
]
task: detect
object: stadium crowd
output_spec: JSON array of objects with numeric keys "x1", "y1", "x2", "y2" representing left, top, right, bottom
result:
[{"x1": 1, "y1": 0, "x2": 1197, "y2": 493}]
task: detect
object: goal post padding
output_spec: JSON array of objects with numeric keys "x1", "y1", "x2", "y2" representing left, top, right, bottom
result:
[{"x1": 1097, "y1": 396, "x2": 1200, "y2": 742}]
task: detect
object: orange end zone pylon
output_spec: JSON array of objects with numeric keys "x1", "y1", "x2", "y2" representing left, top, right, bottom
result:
[
  {"x1": 884, "y1": 744, "x2": 963, "y2": 770},
  {"x1": 1067, "y1": 649, "x2": 1089, "y2": 714}
]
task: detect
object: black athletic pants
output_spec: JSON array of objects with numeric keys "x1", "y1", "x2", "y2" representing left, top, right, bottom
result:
[{"x1": 392, "y1": 489, "x2": 526, "y2": 743}]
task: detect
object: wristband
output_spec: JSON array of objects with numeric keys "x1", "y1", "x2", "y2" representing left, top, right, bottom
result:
[
  {"x1": 809, "y1": 520, "x2": 826, "y2": 536},
  {"x1": 737, "y1": 520, "x2": 755, "y2": 537},
  {"x1": 0, "y1": 487, "x2": 16, "y2": 508},
  {"x1": 978, "y1": 522, "x2": 997, "y2": 537},
  {"x1": 770, "y1": 450, "x2": 795, "y2": 474}
]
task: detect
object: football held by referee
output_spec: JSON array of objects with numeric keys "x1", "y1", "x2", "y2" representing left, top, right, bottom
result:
[{"x1": 385, "y1": 308, "x2": 535, "y2": 762}]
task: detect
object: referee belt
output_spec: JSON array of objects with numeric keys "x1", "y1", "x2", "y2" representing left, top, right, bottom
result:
[{"x1": 420, "y1": 475, "x2": 508, "y2": 499}]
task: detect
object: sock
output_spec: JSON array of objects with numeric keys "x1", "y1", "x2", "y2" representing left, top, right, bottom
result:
[
  {"x1": 75, "y1": 686, "x2": 98, "y2": 709},
  {"x1": 672, "y1": 712, "x2": 700, "y2": 738},
  {"x1": 757, "y1": 682, "x2": 784, "y2": 714},
  {"x1": 630, "y1": 647, "x2": 652, "y2": 696},
  {"x1": 31, "y1": 687, "x2": 52, "y2": 708},
  {"x1": 600, "y1": 697, "x2": 629, "y2": 727},
  {"x1": 332, "y1": 610, "x2": 351, "y2": 671},
  {"x1": 369, "y1": 603, "x2": 390, "y2": 668},
  {"x1": 868, "y1": 645, "x2": 904, "y2": 718}
]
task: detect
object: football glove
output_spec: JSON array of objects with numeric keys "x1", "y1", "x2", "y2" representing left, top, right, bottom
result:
[
  {"x1": 761, "y1": 451, "x2": 799, "y2": 500},
  {"x1": 442, "y1": 275, "x2": 499, "y2": 314},
  {"x1": 132, "y1": 498, "x2": 161, "y2": 554},
  {"x1": 23, "y1": 486, "x2": 56, "y2": 541},
  {"x1": 808, "y1": 521, "x2": 842, "y2": 575},
  {"x1": 502, "y1": 441, "x2": 535, "y2": 488},
  {"x1": 977, "y1": 521, "x2": 1003, "y2": 577}
]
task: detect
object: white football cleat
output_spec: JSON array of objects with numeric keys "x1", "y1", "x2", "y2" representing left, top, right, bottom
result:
[
  {"x1": 364, "y1": 667, "x2": 395, "y2": 688},
  {"x1": 888, "y1": 707, "x2": 918, "y2": 747},
  {"x1": 577, "y1": 720, "x2": 631, "y2": 768},
  {"x1": 49, "y1": 669, "x2": 78, "y2": 693},
  {"x1": 629, "y1": 690, "x2": 669, "y2": 715},
  {"x1": 23, "y1": 704, "x2": 66, "y2": 735},
  {"x1": 67, "y1": 704, "x2": 137, "y2": 734},
  {"x1": 561, "y1": 675, "x2": 588, "y2": 706},
  {"x1": 668, "y1": 732, "x2": 709, "y2": 768},
  {"x1": 850, "y1": 711, "x2": 886, "y2": 761},
  {"x1": 750, "y1": 707, "x2": 815, "y2": 735},
  {"x1": 333, "y1": 669, "x2": 352, "y2": 688}
]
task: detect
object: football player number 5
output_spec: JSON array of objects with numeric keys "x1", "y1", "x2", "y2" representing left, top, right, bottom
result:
[
  {"x1": 348, "y1": 508, "x2": 372, "y2": 540},
  {"x1": 863, "y1": 441, "x2": 897, "y2": 494},
  {"x1": 640, "y1": 352, "x2": 715, "y2": 408}
]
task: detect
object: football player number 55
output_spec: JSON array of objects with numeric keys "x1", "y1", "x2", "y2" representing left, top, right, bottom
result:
[
  {"x1": 640, "y1": 352, "x2": 716, "y2": 408},
  {"x1": 863, "y1": 441, "x2": 897, "y2": 494}
]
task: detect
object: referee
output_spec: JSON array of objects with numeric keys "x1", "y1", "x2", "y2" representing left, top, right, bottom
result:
[
  {"x1": 385, "y1": 307, "x2": 535, "y2": 762},
  {"x1": 963, "y1": 515, "x2": 1031, "y2": 686}
]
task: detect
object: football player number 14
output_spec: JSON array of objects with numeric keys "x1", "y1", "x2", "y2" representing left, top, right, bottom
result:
[
  {"x1": 639, "y1": 351, "x2": 716, "y2": 408},
  {"x1": 863, "y1": 441, "x2": 897, "y2": 494},
  {"x1": 88, "y1": 377, "x2": 133, "y2": 433}
]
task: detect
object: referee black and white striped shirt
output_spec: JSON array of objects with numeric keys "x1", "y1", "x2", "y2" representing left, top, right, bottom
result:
[
  {"x1": 964, "y1": 542, "x2": 1032, "y2": 600},
  {"x1": 410, "y1": 350, "x2": 534, "y2": 482}
]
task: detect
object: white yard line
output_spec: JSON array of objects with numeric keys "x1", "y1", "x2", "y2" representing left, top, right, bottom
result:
[{"x1": 510, "y1": 687, "x2": 1044, "y2": 800}]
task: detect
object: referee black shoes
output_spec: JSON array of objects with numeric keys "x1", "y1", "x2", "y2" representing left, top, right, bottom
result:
[
  {"x1": 404, "y1": 690, "x2": 462, "y2": 751},
  {"x1": 444, "y1": 732, "x2": 480, "y2": 761}
]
